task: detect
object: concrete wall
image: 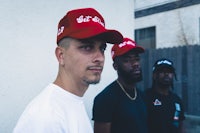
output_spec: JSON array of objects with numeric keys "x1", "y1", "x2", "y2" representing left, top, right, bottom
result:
[
  {"x1": 0, "y1": 1, "x2": 134, "y2": 132},
  {"x1": 135, "y1": 4, "x2": 200, "y2": 48}
]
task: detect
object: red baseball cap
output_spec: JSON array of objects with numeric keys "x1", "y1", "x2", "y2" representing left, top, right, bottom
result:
[
  {"x1": 111, "y1": 37, "x2": 144, "y2": 60},
  {"x1": 57, "y1": 8, "x2": 123, "y2": 44}
]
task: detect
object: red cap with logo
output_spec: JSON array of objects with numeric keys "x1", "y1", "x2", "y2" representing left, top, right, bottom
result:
[
  {"x1": 111, "y1": 37, "x2": 144, "y2": 60},
  {"x1": 57, "y1": 8, "x2": 123, "y2": 44}
]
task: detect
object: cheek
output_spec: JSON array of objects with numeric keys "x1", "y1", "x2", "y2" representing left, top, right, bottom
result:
[
  {"x1": 158, "y1": 72, "x2": 164, "y2": 76},
  {"x1": 64, "y1": 58, "x2": 86, "y2": 76},
  {"x1": 169, "y1": 74, "x2": 174, "y2": 78},
  {"x1": 118, "y1": 64, "x2": 129, "y2": 73},
  {"x1": 123, "y1": 64, "x2": 132, "y2": 70},
  {"x1": 70, "y1": 56, "x2": 89, "y2": 69}
]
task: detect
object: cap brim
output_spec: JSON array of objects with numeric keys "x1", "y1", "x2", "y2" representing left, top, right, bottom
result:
[
  {"x1": 96, "y1": 30, "x2": 123, "y2": 44},
  {"x1": 154, "y1": 65, "x2": 175, "y2": 72},
  {"x1": 123, "y1": 47, "x2": 144, "y2": 55},
  {"x1": 131, "y1": 47, "x2": 145, "y2": 53},
  {"x1": 68, "y1": 26, "x2": 123, "y2": 44}
]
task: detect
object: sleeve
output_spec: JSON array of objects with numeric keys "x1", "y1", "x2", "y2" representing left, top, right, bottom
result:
[
  {"x1": 92, "y1": 89, "x2": 118, "y2": 122},
  {"x1": 174, "y1": 94, "x2": 185, "y2": 121},
  {"x1": 179, "y1": 99, "x2": 185, "y2": 121}
]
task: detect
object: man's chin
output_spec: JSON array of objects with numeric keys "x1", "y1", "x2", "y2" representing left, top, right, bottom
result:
[
  {"x1": 90, "y1": 79, "x2": 100, "y2": 84},
  {"x1": 134, "y1": 77, "x2": 143, "y2": 82},
  {"x1": 85, "y1": 77, "x2": 101, "y2": 85},
  {"x1": 161, "y1": 81, "x2": 172, "y2": 86},
  {"x1": 132, "y1": 74, "x2": 143, "y2": 81},
  {"x1": 126, "y1": 76, "x2": 142, "y2": 83}
]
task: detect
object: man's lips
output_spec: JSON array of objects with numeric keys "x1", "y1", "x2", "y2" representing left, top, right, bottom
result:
[
  {"x1": 88, "y1": 66, "x2": 103, "y2": 73},
  {"x1": 131, "y1": 69, "x2": 141, "y2": 74},
  {"x1": 163, "y1": 76, "x2": 171, "y2": 81}
]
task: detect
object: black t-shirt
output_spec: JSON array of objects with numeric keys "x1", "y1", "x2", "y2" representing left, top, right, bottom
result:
[
  {"x1": 92, "y1": 80, "x2": 148, "y2": 133},
  {"x1": 144, "y1": 89, "x2": 185, "y2": 133}
]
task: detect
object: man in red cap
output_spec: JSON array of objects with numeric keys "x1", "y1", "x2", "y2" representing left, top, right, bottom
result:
[
  {"x1": 92, "y1": 38, "x2": 148, "y2": 133},
  {"x1": 13, "y1": 8, "x2": 123, "y2": 133}
]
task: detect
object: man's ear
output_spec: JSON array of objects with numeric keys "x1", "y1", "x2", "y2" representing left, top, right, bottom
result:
[
  {"x1": 55, "y1": 46, "x2": 65, "y2": 65},
  {"x1": 113, "y1": 62, "x2": 118, "y2": 70}
]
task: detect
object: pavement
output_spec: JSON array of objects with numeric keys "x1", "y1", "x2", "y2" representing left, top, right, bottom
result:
[{"x1": 183, "y1": 115, "x2": 200, "y2": 133}]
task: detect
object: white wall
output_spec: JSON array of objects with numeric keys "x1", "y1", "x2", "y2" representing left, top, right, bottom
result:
[
  {"x1": 135, "y1": 5, "x2": 200, "y2": 48},
  {"x1": 0, "y1": 0, "x2": 134, "y2": 132},
  {"x1": 134, "y1": 0, "x2": 177, "y2": 11}
]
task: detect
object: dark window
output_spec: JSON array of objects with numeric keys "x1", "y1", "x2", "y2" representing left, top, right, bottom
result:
[{"x1": 135, "y1": 26, "x2": 156, "y2": 49}]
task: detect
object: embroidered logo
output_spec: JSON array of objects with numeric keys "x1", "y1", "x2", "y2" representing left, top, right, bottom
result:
[
  {"x1": 153, "y1": 99, "x2": 162, "y2": 106},
  {"x1": 175, "y1": 103, "x2": 181, "y2": 111},
  {"x1": 157, "y1": 60, "x2": 172, "y2": 65},
  {"x1": 57, "y1": 26, "x2": 64, "y2": 36},
  {"x1": 76, "y1": 15, "x2": 104, "y2": 27},
  {"x1": 173, "y1": 111, "x2": 180, "y2": 120},
  {"x1": 119, "y1": 40, "x2": 135, "y2": 48}
]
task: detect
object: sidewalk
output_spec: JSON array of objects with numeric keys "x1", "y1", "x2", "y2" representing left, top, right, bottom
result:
[{"x1": 183, "y1": 115, "x2": 200, "y2": 133}]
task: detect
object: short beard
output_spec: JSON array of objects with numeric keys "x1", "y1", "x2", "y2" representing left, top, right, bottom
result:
[
  {"x1": 125, "y1": 73, "x2": 143, "y2": 84},
  {"x1": 83, "y1": 75, "x2": 101, "y2": 85},
  {"x1": 159, "y1": 80, "x2": 172, "y2": 88},
  {"x1": 118, "y1": 69, "x2": 143, "y2": 84},
  {"x1": 85, "y1": 79, "x2": 100, "y2": 85}
]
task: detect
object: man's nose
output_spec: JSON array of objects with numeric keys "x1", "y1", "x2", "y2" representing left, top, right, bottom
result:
[{"x1": 93, "y1": 49, "x2": 105, "y2": 63}]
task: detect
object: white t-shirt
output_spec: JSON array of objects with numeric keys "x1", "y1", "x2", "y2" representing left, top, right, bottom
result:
[{"x1": 13, "y1": 83, "x2": 93, "y2": 133}]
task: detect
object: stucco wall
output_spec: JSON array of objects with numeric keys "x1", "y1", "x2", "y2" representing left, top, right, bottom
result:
[
  {"x1": 0, "y1": 1, "x2": 134, "y2": 132},
  {"x1": 135, "y1": 4, "x2": 200, "y2": 48}
]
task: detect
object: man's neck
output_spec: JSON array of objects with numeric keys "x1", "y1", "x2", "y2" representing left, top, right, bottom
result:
[
  {"x1": 117, "y1": 78, "x2": 136, "y2": 91},
  {"x1": 54, "y1": 74, "x2": 88, "y2": 97},
  {"x1": 155, "y1": 86, "x2": 170, "y2": 95}
]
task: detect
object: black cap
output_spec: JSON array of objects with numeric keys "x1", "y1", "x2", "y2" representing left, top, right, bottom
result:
[{"x1": 153, "y1": 58, "x2": 175, "y2": 72}]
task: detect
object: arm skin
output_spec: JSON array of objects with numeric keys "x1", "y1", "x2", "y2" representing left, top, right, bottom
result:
[{"x1": 94, "y1": 122, "x2": 111, "y2": 133}]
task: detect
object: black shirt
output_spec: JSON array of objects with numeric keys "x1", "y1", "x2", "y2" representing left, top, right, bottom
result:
[
  {"x1": 145, "y1": 89, "x2": 185, "y2": 133},
  {"x1": 93, "y1": 81, "x2": 148, "y2": 133}
]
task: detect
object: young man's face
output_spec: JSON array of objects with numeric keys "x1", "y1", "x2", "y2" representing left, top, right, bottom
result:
[
  {"x1": 154, "y1": 67, "x2": 174, "y2": 87},
  {"x1": 60, "y1": 38, "x2": 107, "y2": 85},
  {"x1": 114, "y1": 51, "x2": 143, "y2": 83}
]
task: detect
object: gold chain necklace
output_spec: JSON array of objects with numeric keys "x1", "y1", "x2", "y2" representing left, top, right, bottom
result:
[{"x1": 117, "y1": 80, "x2": 137, "y2": 100}]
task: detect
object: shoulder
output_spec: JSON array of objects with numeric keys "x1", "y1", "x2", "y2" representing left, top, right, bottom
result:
[
  {"x1": 94, "y1": 81, "x2": 120, "y2": 100},
  {"x1": 170, "y1": 91, "x2": 183, "y2": 102},
  {"x1": 14, "y1": 99, "x2": 63, "y2": 133},
  {"x1": 144, "y1": 88, "x2": 154, "y2": 97},
  {"x1": 15, "y1": 84, "x2": 65, "y2": 125},
  {"x1": 143, "y1": 88, "x2": 158, "y2": 103},
  {"x1": 135, "y1": 88, "x2": 145, "y2": 98},
  {"x1": 93, "y1": 81, "x2": 120, "y2": 109},
  {"x1": 14, "y1": 85, "x2": 71, "y2": 132}
]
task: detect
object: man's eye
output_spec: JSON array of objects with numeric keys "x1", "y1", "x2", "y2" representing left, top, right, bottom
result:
[
  {"x1": 81, "y1": 45, "x2": 93, "y2": 51},
  {"x1": 135, "y1": 58, "x2": 140, "y2": 62},
  {"x1": 100, "y1": 45, "x2": 106, "y2": 53},
  {"x1": 123, "y1": 59, "x2": 130, "y2": 63},
  {"x1": 100, "y1": 44, "x2": 107, "y2": 53},
  {"x1": 123, "y1": 58, "x2": 140, "y2": 63}
]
